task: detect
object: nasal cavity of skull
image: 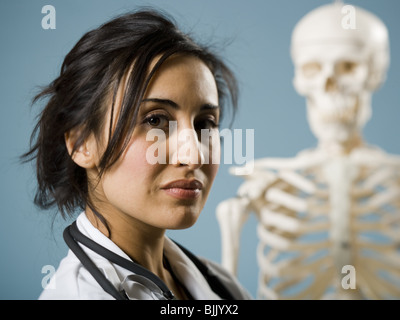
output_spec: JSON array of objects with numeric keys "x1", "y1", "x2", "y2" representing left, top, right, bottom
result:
[{"x1": 325, "y1": 77, "x2": 337, "y2": 92}]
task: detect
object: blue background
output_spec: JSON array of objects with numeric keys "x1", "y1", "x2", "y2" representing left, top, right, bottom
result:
[{"x1": 1, "y1": 0, "x2": 399, "y2": 300}]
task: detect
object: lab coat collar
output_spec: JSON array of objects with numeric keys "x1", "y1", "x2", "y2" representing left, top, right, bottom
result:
[{"x1": 75, "y1": 212, "x2": 219, "y2": 300}]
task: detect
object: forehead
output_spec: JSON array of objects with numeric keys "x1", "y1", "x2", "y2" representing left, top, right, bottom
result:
[
  {"x1": 145, "y1": 55, "x2": 218, "y2": 103},
  {"x1": 293, "y1": 42, "x2": 369, "y2": 65}
]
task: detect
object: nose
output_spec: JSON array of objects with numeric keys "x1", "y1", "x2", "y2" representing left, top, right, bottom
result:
[{"x1": 171, "y1": 126, "x2": 205, "y2": 170}]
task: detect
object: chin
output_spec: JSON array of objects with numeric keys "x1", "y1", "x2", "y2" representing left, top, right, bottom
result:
[
  {"x1": 168, "y1": 218, "x2": 198, "y2": 230},
  {"x1": 165, "y1": 207, "x2": 201, "y2": 230}
]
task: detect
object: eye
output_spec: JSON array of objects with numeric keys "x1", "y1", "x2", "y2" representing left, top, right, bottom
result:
[
  {"x1": 195, "y1": 116, "x2": 219, "y2": 131},
  {"x1": 143, "y1": 113, "x2": 169, "y2": 129}
]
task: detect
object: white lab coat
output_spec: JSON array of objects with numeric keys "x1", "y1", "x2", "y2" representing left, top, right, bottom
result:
[{"x1": 39, "y1": 212, "x2": 252, "y2": 300}]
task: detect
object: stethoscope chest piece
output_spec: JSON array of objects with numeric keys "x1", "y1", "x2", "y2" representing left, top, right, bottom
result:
[{"x1": 120, "y1": 274, "x2": 175, "y2": 300}]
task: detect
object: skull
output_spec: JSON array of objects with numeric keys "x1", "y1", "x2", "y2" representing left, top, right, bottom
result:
[{"x1": 291, "y1": 3, "x2": 390, "y2": 151}]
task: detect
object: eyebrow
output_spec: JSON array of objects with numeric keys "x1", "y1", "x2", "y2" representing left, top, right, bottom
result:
[{"x1": 141, "y1": 98, "x2": 219, "y2": 111}]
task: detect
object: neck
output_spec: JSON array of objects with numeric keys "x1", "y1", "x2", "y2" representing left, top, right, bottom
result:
[
  {"x1": 317, "y1": 134, "x2": 364, "y2": 156},
  {"x1": 85, "y1": 206, "x2": 167, "y2": 277}
]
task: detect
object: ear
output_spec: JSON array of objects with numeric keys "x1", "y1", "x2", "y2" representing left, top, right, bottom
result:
[{"x1": 65, "y1": 129, "x2": 97, "y2": 169}]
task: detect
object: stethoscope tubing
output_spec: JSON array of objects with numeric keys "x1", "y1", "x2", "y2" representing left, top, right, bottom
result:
[
  {"x1": 63, "y1": 223, "x2": 129, "y2": 300},
  {"x1": 64, "y1": 221, "x2": 176, "y2": 300}
]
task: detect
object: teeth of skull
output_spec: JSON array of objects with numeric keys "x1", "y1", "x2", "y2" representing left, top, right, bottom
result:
[{"x1": 319, "y1": 101, "x2": 356, "y2": 122}]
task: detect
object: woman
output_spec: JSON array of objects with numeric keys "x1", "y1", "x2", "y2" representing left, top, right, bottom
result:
[{"x1": 23, "y1": 9, "x2": 251, "y2": 300}]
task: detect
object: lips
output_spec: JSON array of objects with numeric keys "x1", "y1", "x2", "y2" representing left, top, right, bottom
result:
[
  {"x1": 161, "y1": 179, "x2": 203, "y2": 200},
  {"x1": 161, "y1": 179, "x2": 203, "y2": 190}
]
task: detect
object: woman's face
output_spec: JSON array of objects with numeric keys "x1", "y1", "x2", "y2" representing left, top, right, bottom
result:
[{"x1": 89, "y1": 55, "x2": 220, "y2": 231}]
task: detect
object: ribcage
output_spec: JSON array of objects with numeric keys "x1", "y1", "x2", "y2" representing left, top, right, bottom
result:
[{"x1": 255, "y1": 163, "x2": 400, "y2": 299}]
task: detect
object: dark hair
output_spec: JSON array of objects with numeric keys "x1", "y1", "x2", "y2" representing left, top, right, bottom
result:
[{"x1": 22, "y1": 8, "x2": 238, "y2": 219}]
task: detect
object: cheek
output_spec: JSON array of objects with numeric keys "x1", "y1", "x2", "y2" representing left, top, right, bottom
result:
[
  {"x1": 101, "y1": 140, "x2": 157, "y2": 202},
  {"x1": 119, "y1": 141, "x2": 152, "y2": 181},
  {"x1": 203, "y1": 130, "x2": 220, "y2": 164},
  {"x1": 123, "y1": 141, "x2": 150, "y2": 173},
  {"x1": 202, "y1": 135, "x2": 220, "y2": 190},
  {"x1": 208, "y1": 163, "x2": 220, "y2": 184},
  {"x1": 199, "y1": 163, "x2": 219, "y2": 205}
]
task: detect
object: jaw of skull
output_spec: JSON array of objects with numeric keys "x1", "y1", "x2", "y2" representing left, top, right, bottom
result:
[{"x1": 293, "y1": 42, "x2": 372, "y2": 148}]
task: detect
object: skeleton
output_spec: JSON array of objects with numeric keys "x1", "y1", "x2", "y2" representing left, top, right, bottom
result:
[{"x1": 217, "y1": 2, "x2": 400, "y2": 299}]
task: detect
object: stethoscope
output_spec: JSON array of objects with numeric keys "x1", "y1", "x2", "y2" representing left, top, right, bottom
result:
[
  {"x1": 63, "y1": 221, "x2": 175, "y2": 300},
  {"x1": 63, "y1": 221, "x2": 235, "y2": 300}
]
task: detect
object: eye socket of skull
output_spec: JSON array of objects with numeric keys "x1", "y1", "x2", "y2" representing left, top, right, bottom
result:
[
  {"x1": 301, "y1": 62, "x2": 322, "y2": 78},
  {"x1": 335, "y1": 60, "x2": 358, "y2": 75},
  {"x1": 301, "y1": 60, "x2": 359, "y2": 79}
]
